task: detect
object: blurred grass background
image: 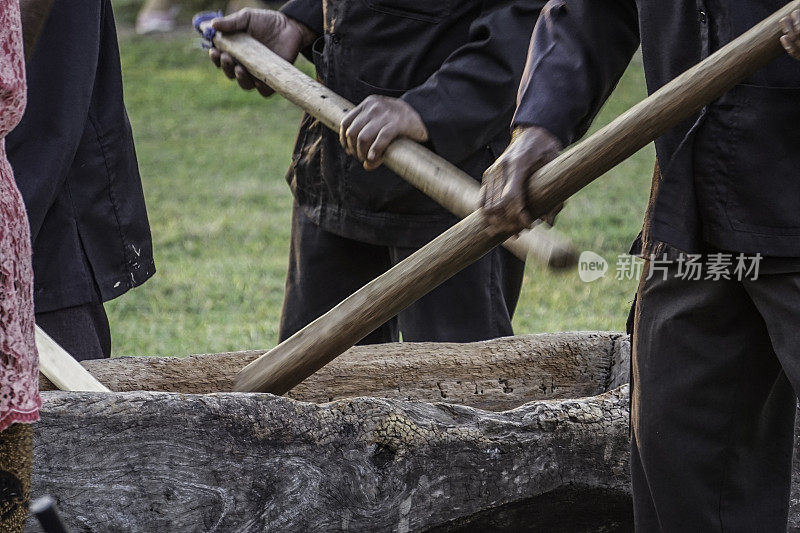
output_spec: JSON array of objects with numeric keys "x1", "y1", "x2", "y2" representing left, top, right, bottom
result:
[{"x1": 106, "y1": 4, "x2": 653, "y2": 357}]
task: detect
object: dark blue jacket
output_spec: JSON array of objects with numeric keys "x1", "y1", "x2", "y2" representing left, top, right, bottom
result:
[
  {"x1": 514, "y1": 0, "x2": 800, "y2": 257},
  {"x1": 281, "y1": 0, "x2": 544, "y2": 247},
  {"x1": 7, "y1": 0, "x2": 154, "y2": 312}
]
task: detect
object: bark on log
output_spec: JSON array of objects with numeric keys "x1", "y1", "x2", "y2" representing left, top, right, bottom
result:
[
  {"x1": 30, "y1": 332, "x2": 632, "y2": 531},
  {"x1": 29, "y1": 388, "x2": 631, "y2": 532},
  {"x1": 28, "y1": 332, "x2": 800, "y2": 531}
]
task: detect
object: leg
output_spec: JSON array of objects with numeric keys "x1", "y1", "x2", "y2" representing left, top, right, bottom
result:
[
  {"x1": 391, "y1": 246, "x2": 524, "y2": 342},
  {"x1": 279, "y1": 204, "x2": 398, "y2": 344},
  {"x1": 632, "y1": 262, "x2": 793, "y2": 531},
  {"x1": 0, "y1": 423, "x2": 33, "y2": 533},
  {"x1": 744, "y1": 272, "x2": 800, "y2": 393},
  {"x1": 740, "y1": 273, "x2": 800, "y2": 523},
  {"x1": 35, "y1": 302, "x2": 111, "y2": 361}
]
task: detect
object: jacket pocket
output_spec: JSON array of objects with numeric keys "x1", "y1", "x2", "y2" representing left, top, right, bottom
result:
[
  {"x1": 367, "y1": 0, "x2": 454, "y2": 23},
  {"x1": 716, "y1": 84, "x2": 800, "y2": 235},
  {"x1": 311, "y1": 36, "x2": 326, "y2": 77}
]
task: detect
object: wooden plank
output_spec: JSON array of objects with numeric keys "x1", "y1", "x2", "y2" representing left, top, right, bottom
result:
[
  {"x1": 204, "y1": 23, "x2": 577, "y2": 268},
  {"x1": 36, "y1": 326, "x2": 110, "y2": 393},
  {"x1": 234, "y1": 1, "x2": 800, "y2": 394}
]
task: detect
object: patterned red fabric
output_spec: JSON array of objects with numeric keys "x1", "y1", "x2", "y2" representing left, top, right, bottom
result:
[{"x1": 0, "y1": 0, "x2": 41, "y2": 432}]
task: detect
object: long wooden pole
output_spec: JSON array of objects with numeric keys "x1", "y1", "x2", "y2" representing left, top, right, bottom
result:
[
  {"x1": 202, "y1": 23, "x2": 577, "y2": 268},
  {"x1": 36, "y1": 326, "x2": 110, "y2": 392},
  {"x1": 234, "y1": 1, "x2": 800, "y2": 394}
]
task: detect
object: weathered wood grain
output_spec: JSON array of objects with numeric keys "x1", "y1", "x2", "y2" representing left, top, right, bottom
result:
[
  {"x1": 235, "y1": 2, "x2": 800, "y2": 395},
  {"x1": 205, "y1": 23, "x2": 577, "y2": 268},
  {"x1": 39, "y1": 332, "x2": 628, "y2": 412},
  {"x1": 28, "y1": 386, "x2": 631, "y2": 532},
  {"x1": 25, "y1": 332, "x2": 800, "y2": 530},
  {"x1": 31, "y1": 332, "x2": 634, "y2": 531}
]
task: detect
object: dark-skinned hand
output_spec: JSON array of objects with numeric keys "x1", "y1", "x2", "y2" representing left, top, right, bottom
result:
[
  {"x1": 781, "y1": 9, "x2": 800, "y2": 60},
  {"x1": 480, "y1": 125, "x2": 563, "y2": 235},
  {"x1": 339, "y1": 95, "x2": 429, "y2": 170},
  {"x1": 208, "y1": 9, "x2": 317, "y2": 97}
]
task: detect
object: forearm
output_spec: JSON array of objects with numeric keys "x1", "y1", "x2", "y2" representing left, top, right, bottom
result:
[
  {"x1": 513, "y1": 0, "x2": 639, "y2": 146},
  {"x1": 19, "y1": 0, "x2": 54, "y2": 60}
]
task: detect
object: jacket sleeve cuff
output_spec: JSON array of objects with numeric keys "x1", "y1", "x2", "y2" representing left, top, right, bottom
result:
[
  {"x1": 512, "y1": 99, "x2": 577, "y2": 148},
  {"x1": 401, "y1": 90, "x2": 471, "y2": 164},
  {"x1": 280, "y1": 0, "x2": 324, "y2": 36}
]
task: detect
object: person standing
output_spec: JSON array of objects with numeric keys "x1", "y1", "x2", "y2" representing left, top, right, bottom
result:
[
  {"x1": 7, "y1": 0, "x2": 156, "y2": 361},
  {"x1": 0, "y1": 0, "x2": 45, "y2": 529},
  {"x1": 208, "y1": 0, "x2": 546, "y2": 344},
  {"x1": 481, "y1": 1, "x2": 800, "y2": 529}
]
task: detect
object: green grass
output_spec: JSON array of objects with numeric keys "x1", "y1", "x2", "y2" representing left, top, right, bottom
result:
[{"x1": 106, "y1": 28, "x2": 653, "y2": 357}]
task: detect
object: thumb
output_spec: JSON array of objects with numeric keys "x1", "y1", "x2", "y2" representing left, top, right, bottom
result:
[
  {"x1": 409, "y1": 121, "x2": 429, "y2": 143},
  {"x1": 212, "y1": 10, "x2": 250, "y2": 33}
]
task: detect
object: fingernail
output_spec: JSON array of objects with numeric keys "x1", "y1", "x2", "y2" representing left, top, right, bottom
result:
[{"x1": 367, "y1": 150, "x2": 376, "y2": 160}]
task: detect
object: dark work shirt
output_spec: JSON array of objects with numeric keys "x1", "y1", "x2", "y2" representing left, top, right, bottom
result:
[
  {"x1": 281, "y1": 0, "x2": 544, "y2": 247},
  {"x1": 7, "y1": 0, "x2": 155, "y2": 312},
  {"x1": 514, "y1": 0, "x2": 800, "y2": 259}
]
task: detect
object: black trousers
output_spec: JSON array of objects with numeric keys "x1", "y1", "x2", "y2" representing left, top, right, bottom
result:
[
  {"x1": 279, "y1": 205, "x2": 525, "y2": 344},
  {"x1": 632, "y1": 260, "x2": 800, "y2": 531},
  {"x1": 36, "y1": 302, "x2": 111, "y2": 361}
]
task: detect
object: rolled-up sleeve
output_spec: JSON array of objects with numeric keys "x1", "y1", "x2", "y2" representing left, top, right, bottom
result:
[
  {"x1": 401, "y1": 1, "x2": 545, "y2": 163},
  {"x1": 513, "y1": 0, "x2": 640, "y2": 146}
]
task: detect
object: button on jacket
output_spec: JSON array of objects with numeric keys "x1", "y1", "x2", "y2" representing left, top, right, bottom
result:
[
  {"x1": 514, "y1": 0, "x2": 800, "y2": 257},
  {"x1": 6, "y1": 0, "x2": 155, "y2": 313},
  {"x1": 281, "y1": 0, "x2": 545, "y2": 247}
]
